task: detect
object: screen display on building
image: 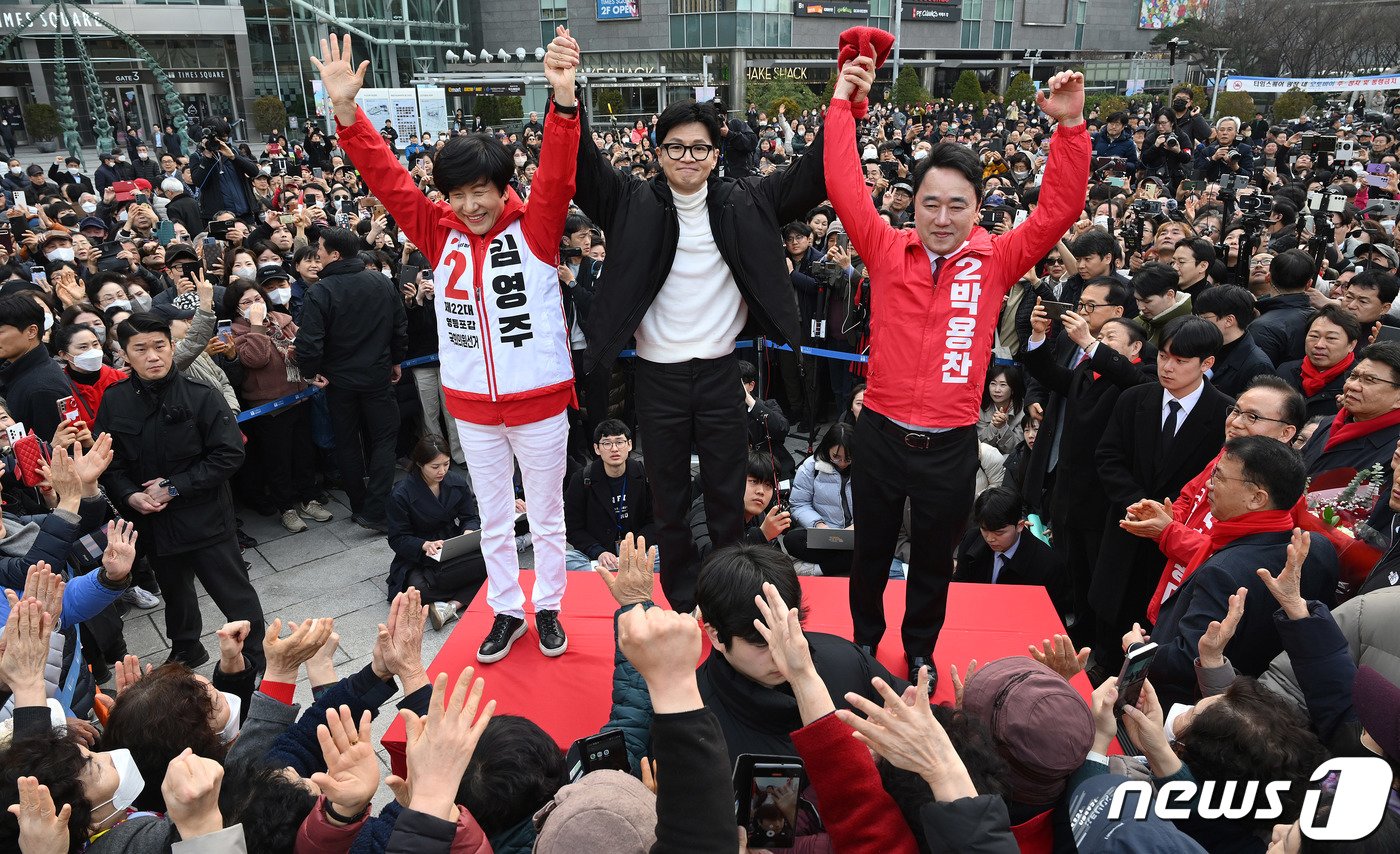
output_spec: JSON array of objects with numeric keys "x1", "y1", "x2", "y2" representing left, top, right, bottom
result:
[
  {"x1": 597, "y1": 0, "x2": 639, "y2": 19},
  {"x1": 791, "y1": 1, "x2": 872, "y2": 16},
  {"x1": 1138, "y1": 0, "x2": 1205, "y2": 29},
  {"x1": 902, "y1": 0, "x2": 961, "y2": 21}
]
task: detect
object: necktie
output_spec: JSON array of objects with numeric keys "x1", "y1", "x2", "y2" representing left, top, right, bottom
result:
[
  {"x1": 931, "y1": 255, "x2": 945, "y2": 283},
  {"x1": 992, "y1": 553, "x2": 1005, "y2": 584},
  {"x1": 1075, "y1": 350, "x2": 1090, "y2": 368},
  {"x1": 1161, "y1": 399, "x2": 1182, "y2": 452}
]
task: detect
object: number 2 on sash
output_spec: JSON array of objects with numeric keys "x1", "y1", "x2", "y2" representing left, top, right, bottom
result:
[{"x1": 443, "y1": 250, "x2": 471, "y2": 300}]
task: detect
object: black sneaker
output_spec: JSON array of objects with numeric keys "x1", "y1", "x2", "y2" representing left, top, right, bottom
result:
[
  {"x1": 165, "y1": 645, "x2": 210, "y2": 669},
  {"x1": 535, "y1": 610, "x2": 568, "y2": 657},
  {"x1": 908, "y1": 656, "x2": 937, "y2": 693},
  {"x1": 476, "y1": 614, "x2": 526, "y2": 664}
]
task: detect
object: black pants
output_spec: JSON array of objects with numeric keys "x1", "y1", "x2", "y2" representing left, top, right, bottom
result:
[
  {"x1": 325, "y1": 384, "x2": 399, "y2": 523},
  {"x1": 850, "y1": 410, "x2": 977, "y2": 660},
  {"x1": 244, "y1": 403, "x2": 318, "y2": 512},
  {"x1": 636, "y1": 354, "x2": 747, "y2": 613},
  {"x1": 151, "y1": 535, "x2": 266, "y2": 669},
  {"x1": 1054, "y1": 515, "x2": 1104, "y2": 649},
  {"x1": 406, "y1": 552, "x2": 488, "y2": 606}
]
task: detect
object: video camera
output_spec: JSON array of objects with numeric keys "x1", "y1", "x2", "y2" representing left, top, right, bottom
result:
[
  {"x1": 196, "y1": 118, "x2": 231, "y2": 154},
  {"x1": 1237, "y1": 194, "x2": 1274, "y2": 215}
]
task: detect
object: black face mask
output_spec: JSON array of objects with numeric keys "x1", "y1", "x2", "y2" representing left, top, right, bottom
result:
[
  {"x1": 1173, "y1": 99, "x2": 1188, "y2": 113},
  {"x1": 58, "y1": 215, "x2": 78, "y2": 228}
]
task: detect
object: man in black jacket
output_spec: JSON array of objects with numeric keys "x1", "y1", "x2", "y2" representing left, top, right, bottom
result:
[
  {"x1": 0, "y1": 294, "x2": 70, "y2": 442},
  {"x1": 572, "y1": 82, "x2": 830, "y2": 614},
  {"x1": 93, "y1": 150, "x2": 133, "y2": 196},
  {"x1": 48, "y1": 156, "x2": 94, "y2": 195},
  {"x1": 955, "y1": 487, "x2": 1069, "y2": 616},
  {"x1": 1299, "y1": 341, "x2": 1400, "y2": 478},
  {"x1": 296, "y1": 227, "x2": 409, "y2": 532},
  {"x1": 1193, "y1": 284, "x2": 1273, "y2": 397},
  {"x1": 189, "y1": 120, "x2": 260, "y2": 223},
  {"x1": 159, "y1": 178, "x2": 205, "y2": 241},
  {"x1": 94, "y1": 312, "x2": 265, "y2": 668},
  {"x1": 714, "y1": 100, "x2": 757, "y2": 179},
  {"x1": 739, "y1": 359, "x2": 795, "y2": 481},
  {"x1": 564, "y1": 419, "x2": 656, "y2": 572}
]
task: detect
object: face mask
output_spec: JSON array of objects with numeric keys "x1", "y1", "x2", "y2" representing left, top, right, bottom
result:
[
  {"x1": 68, "y1": 167, "x2": 80, "y2": 176},
  {"x1": 41, "y1": 313, "x2": 52, "y2": 332},
  {"x1": 138, "y1": 152, "x2": 149, "y2": 161},
  {"x1": 1012, "y1": 170, "x2": 1030, "y2": 182},
  {"x1": 132, "y1": 294, "x2": 152, "y2": 311},
  {"x1": 381, "y1": 269, "x2": 393, "y2": 279},
  {"x1": 7, "y1": 166, "x2": 18, "y2": 175},
  {"x1": 913, "y1": 149, "x2": 929, "y2": 161},
  {"x1": 1172, "y1": 99, "x2": 1188, "y2": 113},
  {"x1": 1163, "y1": 703, "x2": 1193, "y2": 743},
  {"x1": 260, "y1": 166, "x2": 272, "y2": 175},
  {"x1": 81, "y1": 201, "x2": 97, "y2": 214},
  {"x1": 269, "y1": 286, "x2": 291, "y2": 304},
  {"x1": 514, "y1": 155, "x2": 527, "y2": 167},
  {"x1": 90, "y1": 748, "x2": 145, "y2": 822},
  {"x1": 117, "y1": 154, "x2": 128, "y2": 163},
  {"x1": 73, "y1": 348, "x2": 104, "y2": 372},
  {"x1": 117, "y1": 210, "x2": 129, "y2": 223},
  {"x1": 45, "y1": 247, "x2": 74, "y2": 263},
  {"x1": 862, "y1": 146, "x2": 877, "y2": 161},
  {"x1": 108, "y1": 299, "x2": 131, "y2": 312},
  {"x1": 233, "y1": 267, "x2": 256, "y2": 283},
  {"x1": 218, "y1": 692, "x2": 242, "y2": 743}
]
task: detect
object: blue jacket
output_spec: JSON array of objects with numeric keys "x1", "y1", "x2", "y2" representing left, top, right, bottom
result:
[
  {"x1": 1091, "y1": 129, "x2": 1138, "y2": 170},
  {"x1": 790, "y1": 456, "x2": 852, "y2": 529},
  {"x1": 265, "y1": 664, "x2": 426, "y2": 775},
  {"x1": 0, "y1": 571, "x2": 121, "y2": 631}
]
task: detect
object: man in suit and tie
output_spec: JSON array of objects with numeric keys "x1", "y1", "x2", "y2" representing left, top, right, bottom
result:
[
  {"x1": 1299, "y1": 341, "x2": 1400, "y2": 478},
  {"x1": 1021, "y1": 277, "x2": 1155, "y2": 644},
  {"x1": 954, "y1": 486, "x2": 1068, "y2": 616},
  {"x1": 1092, "y1": 315, "x2": 1233, "y2": 678}
]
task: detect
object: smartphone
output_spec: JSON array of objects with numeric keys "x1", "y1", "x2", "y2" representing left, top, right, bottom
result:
[
  {"x1": 279, "y1": 213, "x2": 297, "y2": 225},
  {"x1": 340, "y1": 199, "x2": 355, "y2": 215},
  {"x1": 398, "y1": 265, "x2": 421, "y2": 288},
  {"x1": 312, "y1": 167, "x2": 324, "y2": 178},
  {"x1": 208, "y1": 219, "x2": 232, "y2": 240},
  {"x1": 0, "y1": 228, "x2": 12, "y2": 252},
  {"x1": 733, "y1": 755, "x2": 802, "y2": 849},
  {"x1": 56, "y1": 396, "x2": 80, "y2": 424},
  {"x1": 216, "y1": 319, "x2": 233, "y2": 344},
  {"x1": 202, "y1": 236, "x2": 221, "y2": 277},
  {"x1": 12, "y1": 190, "x2": 25, "y2": 212},
  {"x1": 568, "y1": 730, "x2": 630, "y2": 781},
  {"x1": 1365, "y1": 163, "x2": 1391, "y2": 189},
  {"x1": 1040, "y1": 299, "x2": 1074, "y2": 318},
  {"x1": 1375, "y1": 325, "x2": 1400, "y2": 344},
  {"x1": 155, "y1": 220, "x2": 176, "y2": 246},
  {"x1": 29, "y1": 269, "x2": 47, "y2": 290},
  {"x1": 979, "y1": 207, "x2": 1001, "y2": 229},
  {"x1": 1114, "y1": 641, "x2": 1159, "y2": 714},
  {"x1": 1181, "y1": 180, "x2": 1206, "y2": 193},
  {"x1": 336, "y1": 212, "x2": 350, "y2": 228}
]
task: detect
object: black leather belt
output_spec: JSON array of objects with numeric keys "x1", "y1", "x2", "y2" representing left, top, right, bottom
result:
[{"x1": 873, "y1": 414, "x2": 942, "y2": 450}]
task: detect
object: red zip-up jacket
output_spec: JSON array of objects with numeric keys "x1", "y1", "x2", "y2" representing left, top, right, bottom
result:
[{"x1": 825, "y1": 98, "x2": 1089, "y2": 428}]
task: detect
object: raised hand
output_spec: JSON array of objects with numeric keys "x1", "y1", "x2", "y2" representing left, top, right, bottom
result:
[
  {"x1": 1035, "y1": 70, "x2": 1085, "y2": 127},
  {"x1": 310, "y1": 706, "x2": 380, "y2": 824},
  {"x1": 1197, "y1": 587, "x2": 1246, "y2": 669},
  {"x1": 7, "y1": 776, "x2": 71, "y2": 854},
  {"x1": 1028, "y1": 634, "x2": 1089, "y2": 680},
  {"x1": 949, "y1": 659, "x2": 978, "y2": 709},
  {"x1": 543, "y1": 26, "x2": 579, "y2": 107},
  {"x1": 379, "y1": 587, "x2": 428, "y2": 694},
  {"x1": 617, "y1": 605, "x2": 704, "y2": 713},
  {"x1": 1119, "y1": 498, "x2": 1174, "y2": 540},
  {"x1": 21, "y1": 563, "x2": 64, "y2": 627},
  {"x1": 1256, "y1": 527, "x2": 1310, "y2": 620},
  {"x1": 215, "y1": 620, "x2": 251, "y2": 674},
  {"x1": 398, "y1": 668, "x2": 495, "y2": 820},
  {"x1": 752, "y1": 581, "x2": 815, "y2": 684},
  {"x1": 114, "y1": 653, "x2": 153, "y2": 694},
  {"x1": 264, "y1": 617, "x2": 335, "y2": 683},
  {"x1": 834, "y1": 55, "x2": 875, "y2": 105},
  {"x1": 595, "y1": 532, "x2": 656, "y2": 607},
  {"x1": 0, "y1": 597, "x2": 52, "y2": 706},
  {"x1": 161, "y1": 749, "x2": 225, "y2": 841},
  {"x1": 71, "y1": 432, "x2": 113, "y2": 489},
  {"x1": 101, "y1": 519, "x2": 138, "y2": 584},
  {"x1": 310, "y1": 34, "x2": 369, "y2": 127}
]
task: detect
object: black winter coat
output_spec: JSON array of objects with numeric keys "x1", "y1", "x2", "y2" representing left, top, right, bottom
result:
[
  {"x1": 94, "y1": 372, "x2": 244, "y2": 556},
  {"x1": 1247, "y1": 292, "x2": 1312, "y2": 366},
  {"x1": 748, "y1": 397, "x2": 795, "y2": 481},
  {"x1": 386, "y1": 472, "x2": 479, "y2": 596},
  {"x1": 163, "y1": 192, "x2": 205, "y2": 240},
  {"x1": 0, "y1": 343, "x2": 71, "y2": 443},
  {"x1": 572, "y1": 106, "x2": 824, "y2": 377},
  {"x1": 1209, "y1": 334, "x2": 1274, "y2": 398},
  {"x1": 296, "y1": 257, "x2": 409, "y2": 391},
  {"x1": 189, "y1": 149, "x2": 260, "y2": 221},
  {"x1": 1300, "y1": 414, "x2": 1400, "y2": 477},
  {"x1": 563, "y1": 457, "x2": 656, "y2": 560}
]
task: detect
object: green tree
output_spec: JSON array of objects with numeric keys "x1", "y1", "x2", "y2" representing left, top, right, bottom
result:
[
  {"x1": 950, "y1": 70, "x2": 985, "y2": 109},
  {"x1": 21, "y1": 103, "x2": 58, "y2": 141},
  {"x1": 251, "y1": 96, "x2": 288, "y2": 137},
  {"x1": 1003, "y1": 71, "x2": 1035, "y2": 105},
  {"x1": 747, "y1": 75, "x2": 819, "y2": 116},
  {"x1": 594, "y1": 88, "x2": 625, "y2": 118},
  {"x1": 1214, "y1": 91, "x2": 1256, "y2": 121},
  {"x1": 475, "y1": 95, "x2": 523, "y2": 127},
  {"x1": 1272, "y1": 88, "x2": 1313, "y2": 121},
  {"x1": 819, "y1": 74, "x2": 836, "y2": 106},
  {"x1": 892, "y1": 67, "x2": 932, "y2": 108}
]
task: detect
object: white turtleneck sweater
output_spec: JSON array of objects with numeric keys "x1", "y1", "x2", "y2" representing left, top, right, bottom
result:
[{"x1": 633, "y1": 183, "x2": 747, "y2": 363}]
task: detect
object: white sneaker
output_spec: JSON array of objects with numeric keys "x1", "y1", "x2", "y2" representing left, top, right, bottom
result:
[
  {"x1": 280, "y1": 510, "x2": 308, "y2": 533},
  {"x1": 793, "y1": 560, "x2": 823, "y2": 576},
  {"x1": 121, "y1": 586, "x2": 161, "y2": 609},
  {"x1": 297, "y1": 500, "x2": 334, "y2": 522}
]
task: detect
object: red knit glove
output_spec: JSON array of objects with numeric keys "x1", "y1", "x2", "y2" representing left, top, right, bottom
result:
[{"x1": 837, "y1": 27, "x2": 895, "y2": 120}]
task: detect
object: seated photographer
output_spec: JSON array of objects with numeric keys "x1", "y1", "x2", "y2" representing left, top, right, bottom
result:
[
  {"x1": 563, "y1": 419, "x2": 656, "y2": 574},
  {"x1": 387, "y1": 436, "x2": 486, "y2": 629},
  {"x1": 739, "y1": 359, "x2": 795, "y2": 482},
  {"x1": 689, "y1": 452, "x2": 792, "y2": 560},
  {"x1": 783, "y1": 422, "x2": 855, "y2": 578},
  {"x1": 954, "y1": 486, "x2": 1068, "y2": 616}
]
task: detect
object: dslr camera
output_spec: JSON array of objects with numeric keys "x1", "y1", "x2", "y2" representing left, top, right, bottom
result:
[
  {"x1": 1237, "y1": 195, "x2": 1274, "y2": 214},
  {"x1": 1130, "y1": 199, "x2": 1164, "y2": 217},
  {"x1": 196, "y1": 118, "x2": 231, "y2": 154}
]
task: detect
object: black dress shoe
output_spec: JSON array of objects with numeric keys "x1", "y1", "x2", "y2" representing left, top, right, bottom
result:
[
  {"x1": 476, "y1": 614, "x2": 526, "y2": 663},
  {"x1": 352, "y1": 515, "x2": 389, "y2": 535},
  {"x1": 165, "y1": 645, "x2": 210, "y2": 669},
  {"x1": 535, "y1": 610, "x2": 568, "y2": 657},
  {"x1": 908, "y1": 656, "x2": 938, "y2": 692}
]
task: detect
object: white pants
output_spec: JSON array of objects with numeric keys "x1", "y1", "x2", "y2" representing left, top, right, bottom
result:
[{"x1": 455, "y1": 411, "x2": 569, "y2": 619}]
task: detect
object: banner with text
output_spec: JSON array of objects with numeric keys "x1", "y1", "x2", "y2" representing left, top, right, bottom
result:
[
  {"x1": 597, "y1": 0, "x2": 639, "y2": 19},
  {"x1": 1223, "y1": 74, "x2": 1400, "y2": 94}
]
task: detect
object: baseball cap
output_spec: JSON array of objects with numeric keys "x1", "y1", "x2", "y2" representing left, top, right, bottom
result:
[
  {"x1": 891, "y1": 181, "x2": 914, "y2": 195},
  {"x1": 100, "y1": 150, "x2": 117, "y2": 161},
  {"x1": 24, "y1": 165, "x2": 41, "y2": 177},
  {"x1": 111, "y1": 180, "x2": 137, "y2": 202},
  {"x1": 1069, "y1": 774, "x2": 1208, "y2": 853},
  {"x1": 132, "y1": 178, "x2": 152, "y2": 194},
  {"x1": 78, "y1": 216, "x2": 107, "y2": 235},
  {"x1": 164, "y1": 243, "x2": 198, "y2": 265},
  {"x1": 962, "y1": 657, "x2": 1095, "y2": 804},
  {"x1": 36, "y1": 230, "x2": 71, "y2": 251},
  {"x1": 255, "y1": 264, "x2": 290, "y2": 286}
]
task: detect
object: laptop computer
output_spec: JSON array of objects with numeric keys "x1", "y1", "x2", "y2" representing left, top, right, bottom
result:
[
  {"x1": 805, "y1": 528, "x2": 854, "y2": 551},
  {"x1": 428, "y1": 529, "x2": 483, "y2": 563}
]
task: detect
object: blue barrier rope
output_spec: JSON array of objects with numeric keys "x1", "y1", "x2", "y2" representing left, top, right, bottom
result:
[{"x1": 236, "y1": 338, "x2": 862, "y2": 423}]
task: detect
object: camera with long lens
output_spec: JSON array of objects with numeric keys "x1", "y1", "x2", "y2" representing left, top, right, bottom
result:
[
  {"x1": 198, "y1": 118, "x2": 231, "y2": 153},
  {"x1": 1237, "y1": 195, "x2": 1274, "y2": 215}
]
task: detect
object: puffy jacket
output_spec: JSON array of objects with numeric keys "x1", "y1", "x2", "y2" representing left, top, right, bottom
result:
[
  {"x1": 1263, "y1": 586, "x2": 1400, "y2": 715},
  {"x1": 231, "y1": 311, "x2": 305, "y2": 404},
  {"x1": 790, "y1": 456, "x2": 852, "y2": 529},
  {"x1": 824, "y1": 98, "x2": 1089, "y2": 428},
  {"x1": 1248, "y1": 292, "x2": 1312, "y2": 366},
  {"x1": 1091, "y1": 129, "x2": 1138, "y2": 170}
]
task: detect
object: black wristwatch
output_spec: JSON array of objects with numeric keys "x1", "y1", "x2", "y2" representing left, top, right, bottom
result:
[
  {"x1": 552, "y1": 100, "x2": 578, "y2": 116},
  {"x1": 323, "y1": 800, "x2": 370, "y2": 825},
  {"x1": 159, "y1": 478, "x2": 179, "y2": 499}
]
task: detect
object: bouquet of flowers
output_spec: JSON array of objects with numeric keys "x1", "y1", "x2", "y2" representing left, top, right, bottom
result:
[{"x1": 1303, "y1": 464, "x2": 1384, "y2": 601}]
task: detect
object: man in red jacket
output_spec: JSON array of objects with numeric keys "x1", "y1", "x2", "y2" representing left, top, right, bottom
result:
[{"x1": 826, "y1": 56, "x2": 1090, "y2": 687}]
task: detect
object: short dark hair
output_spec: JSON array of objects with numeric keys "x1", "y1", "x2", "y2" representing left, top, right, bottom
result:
[
  {"x1": 1081, "y1": 275, "x2": 1131, "y2": 307},
  {"x1": 973, "y1": 486, "x2": 1024, "y2": 530},
  {"x1": 1132, "y1": 262, "x2": 1180, "y2": 300},
  {"x1": 911, "y1": 143, "x2": 984, "y2": 206},
  {"x1": 458, "y1": 715, "x2": 565, "y2": 836},
  {"x1": 782, "y1": 221, "x2": 813, "y2": 240},
  {"x1": 218, "y1": 761, "x2": 317, "y2": 853},
  {"x1": 0, "y1": 729, "x2": 94, "y2": 849},
  {"x1": 816, "y1": 422, "x2": 855, "y2": 466},
  {"x1": 1307, "y1": 305, "x2": 1362, "y2": 343},
  {"x1": 1273, "y1": 199, "x2": 1298, "y2": 226},
  {"x1": 593, "y1": 418, "x2": 631, "y2": 444},
  {"x1": 432, "y1": 132, "x2": 514, "y2": 195},
  {"x1": 0, "y1": 292, "x2": 41, "y2": 334},
  {"x1": 318, "y1": 226, "x2": 361, "y2": 260},
  {"x1": 744, "y1": 450, "x2": 776, "y2": 486},
  {"x1": 696, "y1": 542, "x2": 806, "y2": 646},
  {"x1": 1270, "y1": 249, "x2": 1316, "y2": 293},
  {"x1": 738, "y1": 359, "x2": 758, "y2": 385},
  {"x1": 1177, "y1": 237, "x2": 1216, "y2": 266},
  {"x1": 564, "y1": 213, "x2": 593, "y2": 236},
  {"x1": 1349, "y1": 270, "x2": 1400, "y2": 305},
  {"x1": 1106, "y1": 111, "x2": 1129, "y2": 125},
  {"x1": 115, "y1": 311, "x2": 172, "y2": 350},
  {"x1": 52, "y1": 322, "x2": 99, "y2": 356},
  {"x1": 1158, "y1": 315, "x2": 1223, "y2": 361},
  {"x1": 806, "y1": 204, "x2": 835, "y2": 224},
  {"x1": 655, "y1": 100, "x2": 722, "y2": 149},
  {"x1": 1243, "y1": 375, "x2": 1308, "y2": 430},
  {"x1": 1222, "y1": 435, "x2": 1306, "y2": 510},
  {"x1": 1359, "y1": 340, "x2": 1400, "y2": 383},
  {"x1": 1193, "y1": 284, "x2": 1257, "y2": 330},
  {"x1": 1069, "y1": 228, "x2": 1119, "y2": 266}
]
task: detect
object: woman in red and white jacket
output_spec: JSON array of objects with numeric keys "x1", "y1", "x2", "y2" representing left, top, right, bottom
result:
[{"x1": 314, "y1": 29, "x2": 584, "y2": 664}]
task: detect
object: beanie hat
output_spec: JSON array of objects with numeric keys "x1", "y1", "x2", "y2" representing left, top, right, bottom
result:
[{"x1": 532, "y1": 769, "x2": 656, "y2": 854}]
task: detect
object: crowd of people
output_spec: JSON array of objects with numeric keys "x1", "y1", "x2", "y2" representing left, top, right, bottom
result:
[{"x1": 0, "y1": 19, "x2": 1398, "y2": 853}]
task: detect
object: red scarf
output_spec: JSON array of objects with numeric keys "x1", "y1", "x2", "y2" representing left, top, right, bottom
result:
[
  {"x1": 1323, "y1": 406, "x2": 1400, "y2": 453},
  {"x1": 1301, "y1": 351, "x2": 1353, "y2": 397},
  {"x1": 1181, "y1": 507, "x2": 1298, "y2": 577}
]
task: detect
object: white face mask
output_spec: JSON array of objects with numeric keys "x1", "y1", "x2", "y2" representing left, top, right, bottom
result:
[
  {"x1": 260, "y1": 166, "x2": 272, "y2": 175},
  {"x1": 41, "y1": 313, "x2": 52, "y2": 332},
  {"x1": 90, "y1": 748, "x2": 145, "y2": 822},
  {"x1": 68, "y1": 167, "x2": 80, "y2": 175},
  {"x1": 117, "y1": 154, "x2": 128, "y2": 163},
  {"x1": 117, "y1": 210, "x2": 129, "y2": 223},
  {"x1": 81, "y1": 201, "x2": 97, "y2": 214},
  {"x1": 1012, "y1": 170, "x2": 1030, "y2": 182},
  {"x1": 7, "y1": 166, "x2": 18, "y2": 175},
  {"x1": 232, "y1": 267, "x2": 257, "y2": 283},
  {"x1": 269, "y1": 286, "x2": 291, "y2": 304},
  {"x1": 73, "y1": 348, "x2": 104, "y2": 372},
  {"x1": 218, "y1": 692, "x2": 241, "y2": 743},
  {"x1": 913, "y1": 149, "x2": 929, "y2": 161},
  {"x1": 862, "y1": 146, "x2": 877, "y2": 161},
  {"x1": 1163, "y1": 702, "x2": 1193, "y2": 743},
  {"x1": 45, "y1": 247, "x2": 74, "y2": 263},
  {"x1": 138, "y1": 152, "x2": 149, "y2": 161},
  {"x1": 108, "y1": 299, "x2": 131, "y2": 312},
  {"x1": 514, "y1": 155, "x2": 527, "y2": 167}
]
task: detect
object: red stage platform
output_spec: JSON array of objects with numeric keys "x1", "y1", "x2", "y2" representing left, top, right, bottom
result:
[{"x1": 382, "y1": 571, "x2": 1087, "y2": 775}]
